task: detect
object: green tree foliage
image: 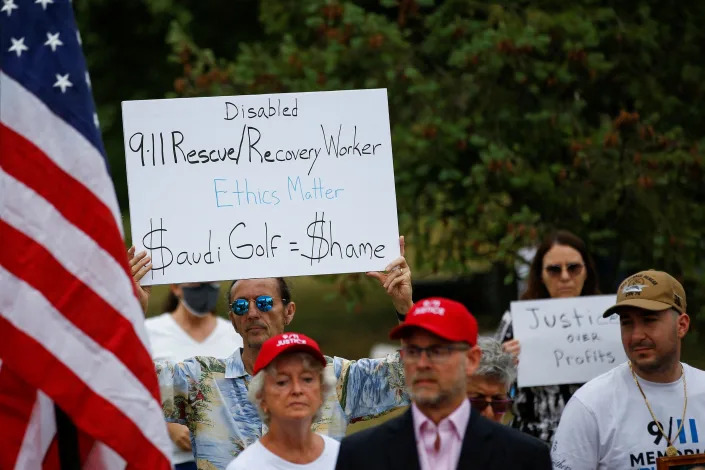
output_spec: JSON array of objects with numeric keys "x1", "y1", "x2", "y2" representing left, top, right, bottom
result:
[
  {"x1": 77, "y1": 1, "x2": 705, "y2": 335},
  {"x1": 164, "y1": 0, "x2": 705, "y2": 329}
]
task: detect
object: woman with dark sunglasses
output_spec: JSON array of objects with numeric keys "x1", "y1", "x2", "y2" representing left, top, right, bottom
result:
[
  {"x1": 468, "y1": 337, "x2": 516, "y2": 423},
  {"x1": 495, "y1": 230, "x2": 600, "y2": 444}
]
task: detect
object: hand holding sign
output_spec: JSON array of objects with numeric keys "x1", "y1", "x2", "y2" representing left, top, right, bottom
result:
[
  {"x1": 502, "y1": 339, "x2": 521, "y2": 364},
  {"x1": 367, "y1": 236, "x2": 413, "y2": 315},
  {"x1": 127, "y1": 245, "x2": 152, "y2": 313}
]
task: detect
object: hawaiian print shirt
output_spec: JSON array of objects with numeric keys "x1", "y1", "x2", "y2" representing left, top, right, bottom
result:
[{"x1": 156, "y1": 349, "x2": 408, "y2": 470}]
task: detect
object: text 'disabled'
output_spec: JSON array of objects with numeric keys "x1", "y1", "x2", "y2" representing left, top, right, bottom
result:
[{"x1": 122, "y1": 89, "x2": 400, "y2": 284}]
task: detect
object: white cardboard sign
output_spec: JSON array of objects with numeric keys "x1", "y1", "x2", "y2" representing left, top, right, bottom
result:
[
  {"x1": 122, "y1": 89, "x2": 400, "y2": 285},
  {"x1": 511, "y1": 295, "x2": 627, "y2": 387}
]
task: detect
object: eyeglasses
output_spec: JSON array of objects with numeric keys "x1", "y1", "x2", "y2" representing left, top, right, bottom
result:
[
  {"x1": 544, "y1": 263, "x2": 584, "y2": 278},
  {"x1": 469, "y1": 397, "x2": 513, "y2": 415},
  {"x1": 399, "y1": 344, "x2": 469, "y2": 364},
  {"x1": 230, "y1": 295, "x2": 285, "y2": 316}
]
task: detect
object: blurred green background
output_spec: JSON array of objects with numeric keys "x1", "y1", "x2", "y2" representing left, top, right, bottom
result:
[
  {"x1": 76, "y1": 0, "x2": 704, "y2": 367},
  {"x1": 141, "y1": 273, "x2": 398, "y2": 360},
  {"x1": 140, "y1": 276, "x2": 704, "y2": 369},
  {"x1": 140, "y1": 275, "x2": 506, "y2": 360}
]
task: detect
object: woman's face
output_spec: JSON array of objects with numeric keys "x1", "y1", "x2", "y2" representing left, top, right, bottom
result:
[
  {"x1": 261, "y1": 354, "x2": 323, "y2": 424},
  {"x1": 541, "y1": 244, "x2": 587, "y2": 298}
]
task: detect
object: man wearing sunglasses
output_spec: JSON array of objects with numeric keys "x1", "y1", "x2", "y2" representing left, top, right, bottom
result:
[
  {"x1": 153, "y1": 239, "x2": 414, "y2": 470},
  {"x1": 335, "y1": 298, "x2": 551, "y2": 470}
]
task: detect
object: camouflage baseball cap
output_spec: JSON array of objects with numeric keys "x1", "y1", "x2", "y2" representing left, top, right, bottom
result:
[{"x1": 603, "y1": 270, "x2": 686, "y2": 317}]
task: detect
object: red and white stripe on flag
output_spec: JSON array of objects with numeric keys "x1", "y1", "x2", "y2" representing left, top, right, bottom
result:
[
  {"x1": 0, "y1": 360, "x2": 129, "y2": 469},
  {"x1": 0, "y1": 1, "x2": 171, "y2": 468}
]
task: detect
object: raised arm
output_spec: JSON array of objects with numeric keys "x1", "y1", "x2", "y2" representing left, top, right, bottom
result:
[
  {"x1": 366, "y1": 235, "x2": 413, "y2": 318},
  {"x1": 334, "y1": 352, "x2": 409, "y2": 423},
  {"x1": 127, "y1": 246, "x2": 152, "y2": 314}
]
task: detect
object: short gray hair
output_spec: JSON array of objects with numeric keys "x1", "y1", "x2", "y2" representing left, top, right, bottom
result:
[
  {"x1": 247, "y1": 351, "x2": 336, "y2": 426},
  {"x1": 473, "y1": 336, "x2": 516, "y2": 387}
]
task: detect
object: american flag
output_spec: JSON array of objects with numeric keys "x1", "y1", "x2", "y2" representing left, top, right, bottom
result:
[{"x1": 0, "y1": 1, "x2": 171, "y2": 468}]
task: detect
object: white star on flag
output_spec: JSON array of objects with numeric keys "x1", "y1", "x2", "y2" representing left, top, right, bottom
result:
[
  {"x1": 93, "y1": 112, "x2": 100, "y2": 128},
  {"x1": 8, "y1": 37, "x2": 28, "y2": 57},
  {"x1": 35, "y1": 0, "x2": 53, "y2": 10},
  {"x1": 1, "y1": 0, "x2": 18, "y2": 16},
  {"x1": 76, "y1": 30, "x2": 82, "y2": 45},
  {"x1": 44, "y1": 32, "x2": 63, "y2": 52},
  {"x1": 85, "y1": 71, "x2": 92, "y2": 88},
  {"x1": 53, "y1": 73, "x2": 73, "y2": 93}
]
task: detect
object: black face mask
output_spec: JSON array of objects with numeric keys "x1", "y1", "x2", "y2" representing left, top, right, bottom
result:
[{"x1": 181, "y1": 283, "x2": 220, "y2": 317}]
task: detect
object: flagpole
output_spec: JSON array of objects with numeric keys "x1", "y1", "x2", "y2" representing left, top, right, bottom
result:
[{"x1": 55, "y1": 404, "x2": 80, "y2": 470}]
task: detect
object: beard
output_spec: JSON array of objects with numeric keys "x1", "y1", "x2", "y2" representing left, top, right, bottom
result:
[
  {"x1": 408, "y1": 361, "x2": 466, "y2": 408},
  {"x1": 632, "y1": 349, "x2": 677, "y2": 374},
  {"x1": 630, "y1": 333, "x2": 679, "y2": 375},
  {"x1": 244, "y1": 322, "x2": 271, "y2": 349}
]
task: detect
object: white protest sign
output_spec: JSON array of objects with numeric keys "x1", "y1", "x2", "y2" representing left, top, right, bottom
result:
[
  {"x1": 511, "y1": 294, "x2": 627, "y2": 387},
  {"x1": 122, "y1": 89, "x2": 399, "y2": 285}
]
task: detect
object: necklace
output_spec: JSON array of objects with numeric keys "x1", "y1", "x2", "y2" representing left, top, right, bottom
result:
[{"x1": 629, "y1": 361, "x2": 687, "y2": 457}]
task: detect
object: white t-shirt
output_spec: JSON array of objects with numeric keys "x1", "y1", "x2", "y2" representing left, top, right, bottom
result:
[
  {"x1": 551, "y1": 362, "x2": 705, "y2": 470},
  {"x1": 226, "y1": 434, "x2": 340, "y2": 470},
  {"x1": 146, "y1": 313, "x2": 243, "y2": 362},
  {"x1": 145, "y1": 313, "x2": 243, "y2": 463}
]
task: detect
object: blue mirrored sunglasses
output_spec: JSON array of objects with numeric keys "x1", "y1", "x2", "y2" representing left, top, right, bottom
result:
[{"x1": 231, "y1": 295, "x2": 276, "y2": 316}]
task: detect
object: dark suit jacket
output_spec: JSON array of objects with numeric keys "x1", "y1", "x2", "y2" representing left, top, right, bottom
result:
[{"x1": 335, "y1": 408, "x2": 551, "y2": 470}]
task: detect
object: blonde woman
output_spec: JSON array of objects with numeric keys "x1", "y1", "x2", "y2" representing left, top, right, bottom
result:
[{"x1": 227, "y1": 332, "x2": 338, "y2": 470}]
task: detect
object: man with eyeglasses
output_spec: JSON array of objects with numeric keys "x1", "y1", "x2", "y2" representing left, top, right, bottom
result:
[
  {"x1": 335, "y1": 297, "x2": 551, "y2": 470},
  {"x1": 152, "y1": 240, "x2": 413, "y2": 470}
]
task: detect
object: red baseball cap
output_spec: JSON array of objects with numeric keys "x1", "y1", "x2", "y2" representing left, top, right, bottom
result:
[
  {"x1": 389, "y1": 297, "x2": 478, "y2": 345},
  {"x1": 253, "y1": 332, "x2": 327, "y2": 375}
]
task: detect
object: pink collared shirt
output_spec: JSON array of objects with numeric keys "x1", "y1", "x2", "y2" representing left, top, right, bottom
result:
[{"x1": 411, "y1": 398, "x2": 471, "y2": 470}]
